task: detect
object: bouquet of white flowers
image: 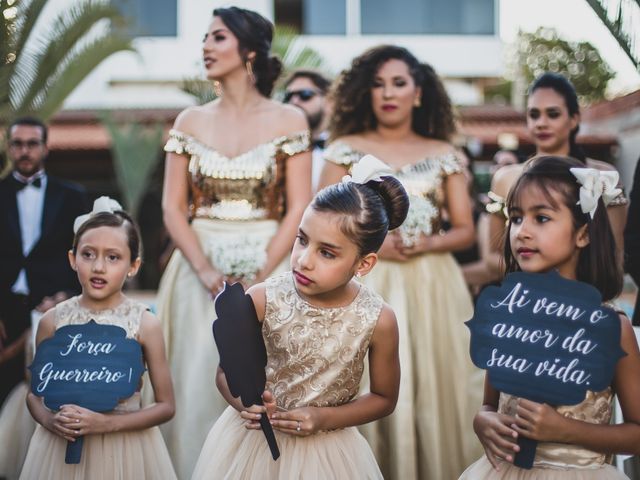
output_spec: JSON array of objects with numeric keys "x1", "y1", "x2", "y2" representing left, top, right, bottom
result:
[
  {"x1": 208, "y1": 236, "x2": 267, "y2": 281},
  {"x1": 399, "y1": 195, "x2": 439, "y2": 247}
]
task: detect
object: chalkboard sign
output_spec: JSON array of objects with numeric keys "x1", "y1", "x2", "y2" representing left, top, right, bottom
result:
[
  {"x1": 213, "y1": 282, "x2": 280, "y2": 460},
  {"x1": 29, "y1": 320, "x2": 145, "y2": 464},
  {"x1": 466, "y1": 271, "x2": 626, "y2": 468}
]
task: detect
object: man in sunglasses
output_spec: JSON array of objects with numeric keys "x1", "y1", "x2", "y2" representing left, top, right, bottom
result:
[
  {"x1": 283, "y1": 70, "x2": 332, "y2": 191},
  {"x1": 0, "y1": 117, "x2": 88, "y2": 404}
]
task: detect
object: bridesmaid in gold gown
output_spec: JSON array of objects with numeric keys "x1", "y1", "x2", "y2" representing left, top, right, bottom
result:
[
  {"x1": 154, "y1": 7, "x2": 311, "y2": 479},
  {"x1": 319, "y1": 45, "x2": 482, "y2": 480}
]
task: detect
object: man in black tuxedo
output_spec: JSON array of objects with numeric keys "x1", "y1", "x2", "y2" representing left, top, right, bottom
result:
[
  {"x1": 625, "y1": 156, "x2": 640, "y2": 326},
  {"x1": 0, "y1": 117, "x2": 89, "y2": 403}
]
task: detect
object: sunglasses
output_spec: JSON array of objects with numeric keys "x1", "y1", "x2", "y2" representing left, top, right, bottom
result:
[{"x1": 283, "y1": 89, "x2": 319, "y2": 103}]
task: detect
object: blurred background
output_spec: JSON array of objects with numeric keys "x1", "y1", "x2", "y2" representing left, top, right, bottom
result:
[{"x1": 2, "y1": 0, "x2": 640, "y2": 291}]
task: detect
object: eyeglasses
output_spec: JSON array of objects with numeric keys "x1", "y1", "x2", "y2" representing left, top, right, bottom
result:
[
  {"x1": 283, "y1": 89, "x2": 320, "y2": 103},
  {"x1": 9, "y1": 139, "x2": 44, "y2": 150}
]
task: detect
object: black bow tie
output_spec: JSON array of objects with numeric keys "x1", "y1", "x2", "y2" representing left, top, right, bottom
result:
[
  {"x1": 12, "y1": 175, "x2": 42, "y2": 191},
  {"x1": 312, "y1": 138, "x2": 325, "y2": 150}
]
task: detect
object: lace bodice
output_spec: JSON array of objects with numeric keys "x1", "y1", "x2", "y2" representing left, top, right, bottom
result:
[
  {"x1": 324, "y1": 141, "x2": 463, "y2": 245},
  {"x1": 54, "y1": 296, "x2": 148, "y2": 412},
  {"x1": 263, "y1": 272, "x2": 383, "y2": 411},
  {"x1": 164, "y1": 129, "x2": 310, "y2": 221},
  {"x1": 498, "y1": 389, "x2": 614, "y2": 469}
]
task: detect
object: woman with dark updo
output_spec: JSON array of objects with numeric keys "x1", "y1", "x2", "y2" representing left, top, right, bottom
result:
[
  {"x1": 153, "y1": 7, "x2": 312, "y2": 478},
  {"x1": 319, "y1": 45, "x2": 483, "y2": 480}
]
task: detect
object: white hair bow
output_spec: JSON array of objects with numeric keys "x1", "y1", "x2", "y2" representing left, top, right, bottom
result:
[
  {"x1": 73, "y1": 196, "x2": 123, "y2": 233},
  {"x1": 342, "y1": 154, "x2": 394, "y2": 185},
  {"x1": 569, "y1": 167, "x2": 621, "y2": 219}
]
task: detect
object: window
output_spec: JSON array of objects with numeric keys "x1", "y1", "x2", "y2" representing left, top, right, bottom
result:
[
  {"x1": 361, "y1": 0, "x2": 495, "y2": 35},
  {"x1": 275, "y1": 0, "x2": 346, "y2": 34},
  {"x1": 114, "y1": 0, "x2": 177, "y2": 37},
  {"x1": 274, "y1": 0, "x2": 495, "y2": 36}
]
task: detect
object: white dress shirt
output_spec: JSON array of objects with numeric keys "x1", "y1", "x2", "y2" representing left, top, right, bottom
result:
[{"x1": 11, "y1": 171, "x2": 47, "y2": 295}]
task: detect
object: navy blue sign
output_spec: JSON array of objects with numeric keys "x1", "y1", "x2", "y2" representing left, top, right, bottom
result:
[
  {"x1": 466, "y1": 271, "x2": 626, "y2": 468},
  {"x1": 467, "y1": 271, "x2": 625, "y2": 405},
  {"x1": 29, "y1": 320, "x2": 145, "y2": 463}
]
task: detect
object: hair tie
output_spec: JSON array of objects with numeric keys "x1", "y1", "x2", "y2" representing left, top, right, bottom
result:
[
  {"x1": 73, "y1": 196, "x2": 123, "y2": 233},
  {"x1": 569, "y1": 167, "x2": 621, "y2": 219},
  {"x1": 342, "y1": 154, "x2": 394, "y2": 185}
]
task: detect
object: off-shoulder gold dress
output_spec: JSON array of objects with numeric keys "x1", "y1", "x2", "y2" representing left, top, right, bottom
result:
[
  {"x1": 325, "y1": 141, "x2": 483, "y2": 480},
  {"x1": 191, "y1": 272, "x2": 384, "y2": 479},
  {"x1": 155, "y1": 130, "x2": 310, "y2": 480},
  {"x1": 460, "y1": 389, "x2": 628, "y2": 479},
  {"x1": 19, "y1": 297, "x2": 177, "y2": 480}
]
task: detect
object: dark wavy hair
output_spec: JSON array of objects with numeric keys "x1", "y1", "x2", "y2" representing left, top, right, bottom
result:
[
  {"x1": 503, "y1": 156, "x2": 621, "y2": 301},
  {"x1": 213, "y1": 7, "x2": 283, "y2": 97},
  {"x1": 329, "y1": 45, "x2": 455, "y2": 141},
  {"x1": 311, "y1": 176, "x2": 409, "y2": 256},
  {"x1": 73, "y1": 210, "x2": 142, "y2": 262},
  {"x1": 529, "y1": 73, "x2": 585, "y2": 162}
]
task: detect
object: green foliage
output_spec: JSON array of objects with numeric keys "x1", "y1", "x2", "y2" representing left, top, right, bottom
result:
[
  {"x1": 1, "y1": 0, "x2": 133, "y2": 123},
  {"x1": 181, "y1": 25, "x2": 330, "y2": 105},
  {"x1": 101, "y1": 113, "x2": 164, "y2": 219},
  {"x1": 515, "y1": 27, "x2": 615, "y2": 104}
]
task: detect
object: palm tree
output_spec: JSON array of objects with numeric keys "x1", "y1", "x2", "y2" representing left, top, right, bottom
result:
[
  {"x1": 181, "y1": 26, "x2": 330, "y2": 105},
  {"x1": 1, "y1": 0, "x2": 134, "y2": 123}
]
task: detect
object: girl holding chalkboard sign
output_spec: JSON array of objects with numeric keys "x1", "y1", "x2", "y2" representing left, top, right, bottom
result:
[
  {"x1": 461, "y1": 156, "x2": 640, "y2": 479},
  {"x1": 20, "y1": 200, "x2": 177, "y2": 480},
  {"x1": 191, "y1": 155, "x2": 406, "y2": 479}
]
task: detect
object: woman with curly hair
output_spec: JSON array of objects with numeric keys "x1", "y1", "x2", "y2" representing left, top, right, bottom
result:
[
  {"x1": 154, "y1": 7, "x2": 312, "y2": 478},
  {"x1": 319, "y1": 45, "x2": 482, "y2": 480}
]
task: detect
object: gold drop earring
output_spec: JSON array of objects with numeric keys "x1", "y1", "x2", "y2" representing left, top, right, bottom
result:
[
  {"x1": 245, "y1": 60, "x2": 255, "y2": 84},
  {"x1": 213, "y1": 80, "x2": 223, "y2": 97}
]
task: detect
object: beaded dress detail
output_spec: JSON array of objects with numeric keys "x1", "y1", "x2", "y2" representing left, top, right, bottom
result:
[{"x1": 164, "y1": 129, "x2": 310, "y2": 221}]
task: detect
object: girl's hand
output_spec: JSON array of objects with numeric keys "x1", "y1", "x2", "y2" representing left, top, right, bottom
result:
[
  {"x1": 239, "y1": 391, "x2": 277, "y2": 430},
  {"x1": 377, "y1": 232, "x2": 409, "y2": 262},
  {"x1": 512, "y1": 398, "x2": 566, "y2": 442},
  {"x1": 473, "y1": 410, "x2": 520, "y2": 470},
  {"x1": 197, "y1": 267, "x2": 224, "y2": 296},
  {"x1": 43, "y1": 408, "x2": 79, "y2": 442},
  {"x1": 270, "y1": 406, "x2": 323, "y2": 437},
  {"x1": 60, "y1": 404, "x2": 111, "y2": 436}
]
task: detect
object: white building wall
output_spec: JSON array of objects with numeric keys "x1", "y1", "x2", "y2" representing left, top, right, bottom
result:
[{"x1": 33, "y1": 0, "x2": 503, "y2": 110}]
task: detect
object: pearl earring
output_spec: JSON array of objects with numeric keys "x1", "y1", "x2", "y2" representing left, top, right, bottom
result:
[{"x1": 355, "y1": 272, "x2": 362, "y2": 278}]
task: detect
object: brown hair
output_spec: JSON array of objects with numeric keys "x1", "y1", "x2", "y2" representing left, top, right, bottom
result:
[
  {"x1": 329, "y1": 45, "x2": 455, "y2": 141},
  {"x1": 311, "y1": 176, "x2": 409, "y2": 256},
  {"x1": 72, "y1": 211, "x2": 142, "y2": 263},
  {"x1": 213, "y1": 7, "x2": 282, "y2": 97},
  {"x1": 503, "y1": 156, "x2": 621, "y2": 301}
]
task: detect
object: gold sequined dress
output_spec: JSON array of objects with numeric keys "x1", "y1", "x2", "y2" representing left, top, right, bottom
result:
[
  {"x1": 154, "y1": 129, "x2": 310, "y2": 480},
  {"x1": 325, "y1": 141, "x2": 483, "y2": 480},
  {"x1": 460, "y1": 389, "x2": 628, "y2": 479},
  {"x1": 191, "y1": 272, "x2": 384, "y2": 480},
  {"x1": 19, "y1": 297, "x2": 177, "y2": 480}
]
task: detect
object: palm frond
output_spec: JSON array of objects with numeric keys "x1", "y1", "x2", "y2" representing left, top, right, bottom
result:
[
  {"x1": 101, "y1": 113, "x2": 164, "y2": 218},
  {"x1": 17, "y1": 0, "x2": 129, "y2": 112},
  {"x1": 13, "y1": 0, "x2": 48, "y2": 57},
  {"x1": 33, "y1": 36, "x2": 134, "y2": 119}
]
